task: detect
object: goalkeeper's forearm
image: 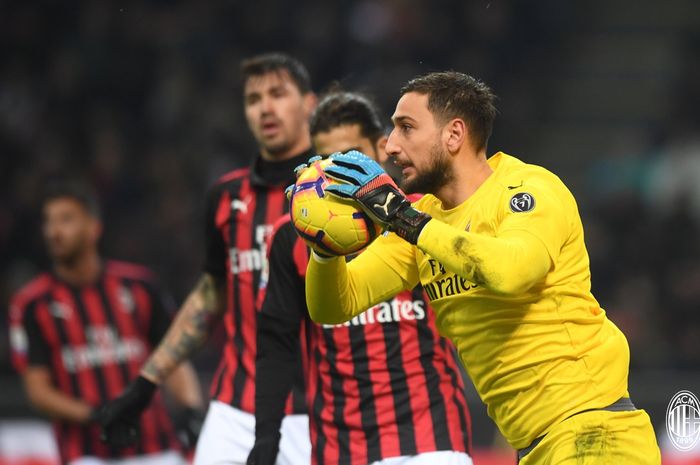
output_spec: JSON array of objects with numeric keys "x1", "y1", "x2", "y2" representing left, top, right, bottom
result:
[{"x1": 305, "y1": 254, "x2": 359, "y2": 324}]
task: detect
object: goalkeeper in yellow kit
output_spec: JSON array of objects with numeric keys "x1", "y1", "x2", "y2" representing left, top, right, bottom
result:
[{"x1": 297, "y1": 71, "x2": 661, "y2": 464}]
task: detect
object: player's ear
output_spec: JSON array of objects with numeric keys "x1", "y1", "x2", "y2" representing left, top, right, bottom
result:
[
  {"x1": 374, "y1": 135, "x2": 389, "y2": 164},
  {"x1": 443, "y1": 118, "x2": 467, "y2": 154},
  {"x1": 89, "y1": 218, "x2": 103, "y2": 243},
  {"x1": 303, "y1": 92, "x2": 318, "y2": 117}
]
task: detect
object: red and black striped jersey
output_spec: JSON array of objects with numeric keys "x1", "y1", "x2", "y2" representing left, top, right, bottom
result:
[
  {"x1": 203, "y1": 152, "x2": 310, "y2": 413},
  {"x1": 8, "y1": 260, "x2": 181, "y2": 465},
  {"x1": 258, "y1": 217, "x2": 472, "y2": 465}
]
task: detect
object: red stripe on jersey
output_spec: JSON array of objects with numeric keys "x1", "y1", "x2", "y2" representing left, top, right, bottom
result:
[
  {"x1": 52, "y1": 284, "x2": 102, "y2": 406},
  {"x1": 215, "y1": 188, "x2": 233, "y2": 228},
  {"x1": 103, "y1": 276, "x2": 161, "y2": 454},
  {"x1": 333, "y1": 327, "x2": 368, "y2": 465},
  {"x1": 214, "y1": 189, "x2": 235, "y2": 404},
  {"x1": 10, "y1": 274, "x2": 53, "y2": 311},
  {"x1": 9, "y1": 276, "x2": 53, "y2": 371},
  {"x1": 216, "y1": 167, "x2": 249, "y2": 185},
  {"x1": 35, "y1": 300, "x2": 82, "y2": 462},
  {"x1": 103, "y1": 277, "x2": 143, "y2": 374},
  {"x1": 56, "y1": 285, "x2": 110, "y2": 458},
  {"x1": 80, "y1": 288, "x2": 125, "y2": 397},
  {"x1": 313, "y1": 329, "x2": 341, "y2": 465},
  {"x1": 364, "y1": 323, "x2": 401, "y2": 459},
  {"x1": 211, "y1": 173, "x2": 302, "y2": 413},
  {"x1": 234, "y1": 176, "x2": 257, "y2": 412},
  {"x1": 396, "y1": 303, "x2": 437, "y2": 453},
  {"x1": 304, "y1": 325, "x2": 321, "y2": 465}
]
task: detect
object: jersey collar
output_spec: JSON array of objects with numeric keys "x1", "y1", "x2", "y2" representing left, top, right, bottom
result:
[{"x1": 249, "y1": 148, "x2": 315, "y2": 187}]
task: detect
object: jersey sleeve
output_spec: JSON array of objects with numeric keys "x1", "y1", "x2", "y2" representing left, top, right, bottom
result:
[
  {"x1": 203, "y1": 183, "x2": 228, "y2": 278},
  {"x1": 496, "y1": 174, "x2": 572, "y2": 263},
  {"x1": 8, "y1": 299, "x2": 50, "y2": 372},
  {"x1": 255, "y1": 218, "x2": 305, "y2": 439},
  {"x1": 259, "y1": 219, "x2": 308, "y2": 325}
]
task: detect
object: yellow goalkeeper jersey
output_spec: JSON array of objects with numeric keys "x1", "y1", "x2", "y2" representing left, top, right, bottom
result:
[{"x1": 305, "y1": 152, "x2": 631, "y2": 449}]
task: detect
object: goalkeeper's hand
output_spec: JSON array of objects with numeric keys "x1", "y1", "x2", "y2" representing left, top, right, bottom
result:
[
  {"x1": 284, "y1": 155, "x2": 324, "y2": 200},
  {"x1": 96, "y1": 375, "x2": 157, "y2": 448},
  {"x1": 323, "y1": 151, "x2": 432, "y2": 244}
]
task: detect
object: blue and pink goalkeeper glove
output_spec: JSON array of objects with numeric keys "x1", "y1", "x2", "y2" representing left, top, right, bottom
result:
[{"x1": 323, "y1": 151, "x2": 432, "y2": 244}]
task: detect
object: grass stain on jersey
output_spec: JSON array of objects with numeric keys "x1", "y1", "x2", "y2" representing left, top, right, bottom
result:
[{"x1": 574, "y1": 426, "x2": 608, "y2": 464}]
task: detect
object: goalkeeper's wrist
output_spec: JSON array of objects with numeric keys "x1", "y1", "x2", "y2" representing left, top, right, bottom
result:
[{"x1": 389, "y1": 205, "x2": 432, "y2": 245}]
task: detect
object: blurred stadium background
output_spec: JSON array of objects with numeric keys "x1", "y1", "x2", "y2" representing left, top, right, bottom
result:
[{"x1": 1, "y1": 0, "x2": 699, "y2": 463}]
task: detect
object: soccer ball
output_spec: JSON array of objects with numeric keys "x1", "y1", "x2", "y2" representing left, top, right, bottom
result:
[{"x1": 289, "y1": 158, "x2": 382, "y2": 256}]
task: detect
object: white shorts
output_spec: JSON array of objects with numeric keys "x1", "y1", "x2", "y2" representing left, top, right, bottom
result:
[
  {"x1": 369, "y1": 451, "x2": 472, "y2": 465},
  {"x1": 69, "y1": 451, "x2": 186, "y2": 465},
  {"x1": 193, "y1": 401, "x2": 310, "y2": 465}
]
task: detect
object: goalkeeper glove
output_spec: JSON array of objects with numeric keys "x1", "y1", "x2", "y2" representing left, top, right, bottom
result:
[
  {"x1": 323, "y1": 151, "x2": 432, "y2": 244},
  {"x1": 97, "y1": 375, "x2": 157, "y2": 448}
]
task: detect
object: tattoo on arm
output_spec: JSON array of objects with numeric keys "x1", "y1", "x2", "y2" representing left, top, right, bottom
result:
[{"x1": 141, "y1": 273, "x2": 225, "y2": 383}]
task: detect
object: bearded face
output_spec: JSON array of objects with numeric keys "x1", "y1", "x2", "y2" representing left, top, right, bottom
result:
[{"x1": 400, "y1": 139, "x2": 454, "y2": 195}]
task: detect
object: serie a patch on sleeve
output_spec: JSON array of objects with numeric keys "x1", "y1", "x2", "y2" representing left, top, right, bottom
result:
[{"x1": 509, "y1": 192, "x2": 535, "y2": 213}]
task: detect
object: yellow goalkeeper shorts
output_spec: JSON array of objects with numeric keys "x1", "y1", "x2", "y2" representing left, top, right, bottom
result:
[{"x1": 519, "y1": 408, "x2": 660, "y2": 464}]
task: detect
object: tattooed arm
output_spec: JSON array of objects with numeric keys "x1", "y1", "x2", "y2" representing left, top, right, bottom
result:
[
  {"x1": 97, "y1": 273, "x2": 224, "y2": 448},
  {"x1": 141, "y1": 273, "x2": 226, "y2": 384}
]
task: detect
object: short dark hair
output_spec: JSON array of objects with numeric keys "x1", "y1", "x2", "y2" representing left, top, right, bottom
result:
[
  {"x1": 240, "y1": 52, "x2": 312, "y2": 94},
  {"x1": 42, "y1": 180, "x2": 101, "y2": 219},
  {"x1": 310, "y1": 90, "x2": 385, "y2": 143},
  {"x1": 401, "y1": 71, "x2": 497, "y2": 152}
]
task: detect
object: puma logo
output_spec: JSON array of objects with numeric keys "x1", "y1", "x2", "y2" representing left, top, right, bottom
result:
[
  {"x1": 231, "y1": 198, "x2": 249, "y2": 214},
  {"x1": 373, "y1": 192, "x2": 396, "y2": 216}
]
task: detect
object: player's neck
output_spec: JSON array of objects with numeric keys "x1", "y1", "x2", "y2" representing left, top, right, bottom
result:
[
  {"x1": 260, "y1": 135, "x2": 313, "y2": 162},
  {"x1": 53, "y1": 251, "x2": 102, "y2": 287},
  {"x1": 437, "y1": 152, "x2": 493, "y2": 210}
]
